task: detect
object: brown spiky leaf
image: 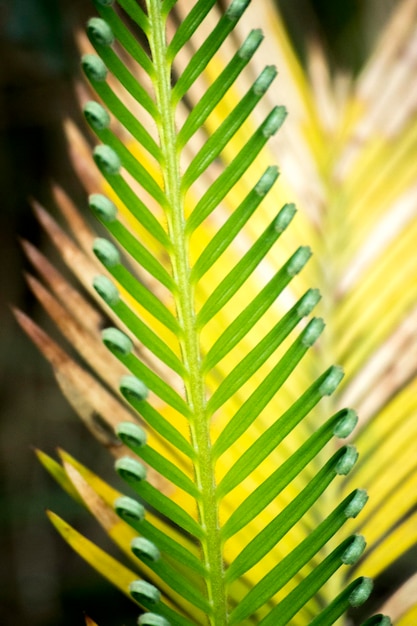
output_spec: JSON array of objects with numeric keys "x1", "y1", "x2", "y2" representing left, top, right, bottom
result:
[
  {"x1": 21, "y1": 237, "x2": 103, "y2": 333},
  {"x1": 14, "y1": 308, "x2": 133, "y2": 454}
]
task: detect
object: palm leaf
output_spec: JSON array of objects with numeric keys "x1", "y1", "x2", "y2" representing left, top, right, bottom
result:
[{"x1": 16, "y1": 0, "x2": 417, "y2": 624}]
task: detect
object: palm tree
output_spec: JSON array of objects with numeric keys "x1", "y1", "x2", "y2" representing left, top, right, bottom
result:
[{"x1": 16, "y1": 0, "x2": 417, "y2": 623}]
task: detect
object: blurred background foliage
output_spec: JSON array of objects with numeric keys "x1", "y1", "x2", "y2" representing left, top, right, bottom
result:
[{"x1": 0, "y1": 1, "x2": 398, "y2": 624}]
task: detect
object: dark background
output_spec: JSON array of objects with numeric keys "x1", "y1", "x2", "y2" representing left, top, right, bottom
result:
[{"x1": 0, "y1": 1, "x2": 397, "y2": 625}]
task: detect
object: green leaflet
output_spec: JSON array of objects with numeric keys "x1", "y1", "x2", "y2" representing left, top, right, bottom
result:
[
  {"x1": 216, "y1": 364, "x2": 345, "y2": 496},
  {"x1": 190, "y1": 165, "x2": 279, "y2": 282},
  {"x1": 177, "y1": 28, "x2": 265, "y2": 149},
  {"x1": 185, "y1": 106, "x2": 287, "y2": 233},
  {"x1": 35, "y1": 1, "x2": 391, "y2": 625},
  {"x1": 259, "y1": 536, "x2": 368, "y2": 626},
  {"x1": 224, "y1": 462, "x2": 364, "y2": 584},
  {"x1": 119, "y1": 382, "x2": 194, "y2": 458},
  {"x1": 181, "y1": 65, "x2": 278, "y2": 188},
  {"x1": 228, "y1": 491, "x2": 366, "y2": 624},
  {"x1": 196, "y1": 204, "x2": 296, "y2": 328},
  {"x1": 201, "y1": 245, "x2": 312, "y2": 372},
  {"x1": 170, "y1": 0, "x2": 251, "y2": 104}
]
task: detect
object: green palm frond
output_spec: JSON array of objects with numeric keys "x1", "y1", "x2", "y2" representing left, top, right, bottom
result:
[{"x1": 15, "y1": 0, "x2": 417, "y2": 624}]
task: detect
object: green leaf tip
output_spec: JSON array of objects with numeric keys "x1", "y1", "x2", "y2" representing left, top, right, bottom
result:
[
  {"x1": 93, "y1": 0, "x2": 114, "y2": 6},
  {"x1": 138, "y1": 613, "x2": 170, "y2": 626},
  {"x1": 254, "y1": 165, "x2": 279, "y2": 196},
  {"x1": 89, "y1": 193, "x2": 117, "y2": 222},
  {"x1": 226, "y1": 0, "x2": 251, "y2": 20},
  {"x1": 344, "y1": 489, "x2": 368, "y2": 518},
  {"x1": 131, "y1": 536, "x2": 161, "y2": 563},
  {"x1": 116, "y1": 456, "x2": 147, "y2": 483},
  {"x1": 102, "y1": 327, "x2": 133, "y2": 355},
  {"x1": 362, "y1": 615, "x2": 393, "y2": 626},
  {"x1": 349, "y1": 577, "x2": 373, "y2": 608},
  {"x1": 342, "y1": 534, "x2": 366, "y2": 565},
  {"x1": 93, "y1": 144, "x2": 121, "y2": 175},
  {"x1": 114, "y1": 495, "x2": 145, "y2": 522},
  {"x1": 130, "y1": 580, "x2": 161, "y2": 605},
  {"x1": 301, "y1": 317, "x2": 325, "y2": 347},
  {"x1": 93, "y1": 237, "x2": 120, "y2": 267},
  {"x1": 253, "y1": 65, "x2": 277, "y2": 96},
  {"x1": 319, "y1": 365, "x2": 344, "y2": 396},
  {"x1": 83, "y1": 101, "x2": 110, "y2": 131},
  {"x1": 93, "y1": 275, "x2": 120, "y2": 306},
  {"x1": 274, "y1": 202, "x2": 297, "y2": 233},
  {"x1": 296, "y1": 288, "x2": 321, "y2": 317},
  {"x1": 262, "y1": 105, "x2": 287, "y2": 138},
  {"x1": 120, "y1": 375, "x2": 149, "y2": 402},
  {"x1": 238, "y1": 29, "x2": 264, "y2": 60},
  {"x1": 333, "y1": 408, "x2": 358, "y2": 438},
  {"x1": 87, "y1": 17, "x2": 114, "y2": 47},
  {"x1": 81, "y1": 53, "x2": 108, "y2": 82},
  {"x1": 116, "y1": 421, "x2": 148, "y2": 448},
  {"x1": 287, "y1": 246, "x2": 312, "y2": 276},
  {"x1": 336, "y1": 445, "x2": 358, "y2": 475}
]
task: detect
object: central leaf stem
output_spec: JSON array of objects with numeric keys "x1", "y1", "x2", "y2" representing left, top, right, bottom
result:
[{"x1": 147, "y1": 3, "x2": 227, "y2": 624}]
